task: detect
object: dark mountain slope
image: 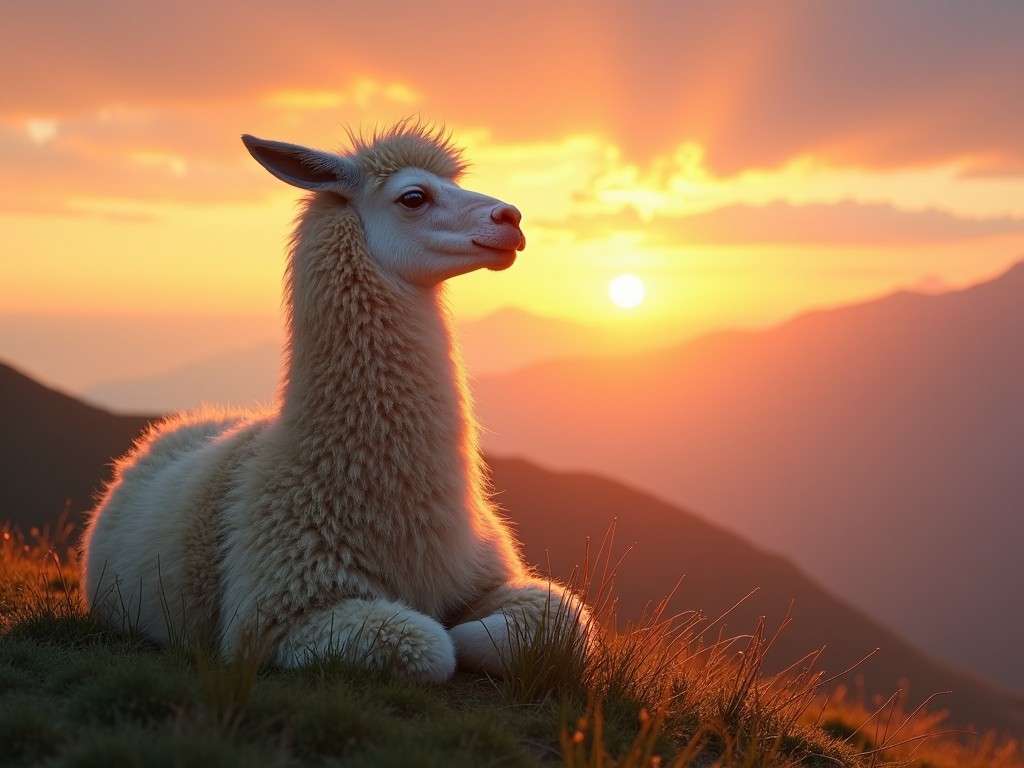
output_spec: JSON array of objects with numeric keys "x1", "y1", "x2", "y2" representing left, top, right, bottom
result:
[
  {"x1": 0, "y1": 362, "x2": 152, "y2": 530},
  {"x1": 493, "y1": 458, "x2": 1024, "y2": 735}
]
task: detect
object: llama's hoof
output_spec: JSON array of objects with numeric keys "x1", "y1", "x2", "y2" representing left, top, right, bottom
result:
[
  {"x1": 371, "y1": 607, "x2": 457, "y2": 684},
  {"x1": 275, "y1": 599, "x2": 456, "y2": 684},
  {"x1": 449, "y1": 585, "x2": 595, "y2": 678},
  {"x1": 450, "y1": 613, "x2": 513, "y2": 676}
]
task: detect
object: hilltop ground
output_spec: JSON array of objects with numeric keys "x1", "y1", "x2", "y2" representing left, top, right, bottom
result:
[{"x1": 2, "y1": 522, "x2": 1020, "y2": 768}]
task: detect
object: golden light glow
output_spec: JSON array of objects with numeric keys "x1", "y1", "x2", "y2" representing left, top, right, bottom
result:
[
  {"x1": 26, "y1": 118, "x2": 58, "y2": 145},
  {"x1": 262, "y1": 80, "x2": 420, "y2": 111},
  {"x1": 3, "y1": 1, "x2": 1024, "y2": 392},
  {"x1": 609, "y1": 274, "x2": 646, "y2": 309}
]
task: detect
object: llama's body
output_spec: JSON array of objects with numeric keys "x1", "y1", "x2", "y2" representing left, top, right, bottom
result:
[{"x1": 80, "y1": 124, "x2": 588, "y2": 681}]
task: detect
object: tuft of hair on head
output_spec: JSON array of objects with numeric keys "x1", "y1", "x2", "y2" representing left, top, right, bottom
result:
[{"x1": 345, "y1": 118, "x2": 468, "y2": 187}]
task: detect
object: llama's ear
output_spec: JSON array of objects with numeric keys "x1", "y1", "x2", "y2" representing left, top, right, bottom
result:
[{"x1": 241, "y1": 134, "x2": 361, "y2": 196}]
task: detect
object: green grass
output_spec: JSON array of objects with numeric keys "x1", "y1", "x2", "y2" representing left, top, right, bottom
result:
[{"x1": 2, "y1": 520, "x2": 1020, "y2": 767}]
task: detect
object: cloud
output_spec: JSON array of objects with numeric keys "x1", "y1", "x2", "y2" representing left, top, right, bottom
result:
[
  {"x1": 544, "y1": 202, "x2": 1024, "y2": 247},
  {"x1": 595, "y1": 1, "x2": 1024, "y2": 176},
  {"x1": 0, "y1": 120, "x2": 256, "y2": 215},
  {"x1": 0, "y1": 80, "x2": 429, "y2": 215},
  {"x1": 3, "y1": 0, "x2": 1023, "y2": 178}
]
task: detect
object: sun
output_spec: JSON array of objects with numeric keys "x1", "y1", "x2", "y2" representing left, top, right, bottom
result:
[{"x1": 608, "y1": 274, "x2": 646, "y2": 309}]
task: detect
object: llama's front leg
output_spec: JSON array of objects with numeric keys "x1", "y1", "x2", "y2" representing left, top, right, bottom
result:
[
  {"x1": 449, "y1": 580, "x2": 592, "y2": 677},
  {"x1": 272, "y1": 598, "x2": 456, "y2": 684}
]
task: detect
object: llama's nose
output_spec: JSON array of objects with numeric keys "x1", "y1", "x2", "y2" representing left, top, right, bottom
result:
[{"x1": 491, "y1": 203, "x2": 522, "y2": 228}]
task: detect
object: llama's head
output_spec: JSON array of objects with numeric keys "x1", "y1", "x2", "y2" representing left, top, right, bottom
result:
[{"x1": 242, "y1": 123, "x2": 526, "y2": 288}]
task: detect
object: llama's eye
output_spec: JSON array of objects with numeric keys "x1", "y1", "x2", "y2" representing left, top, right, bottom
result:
[{"x1": 398, "y1": 190, "x2": 427, "y2": 209}]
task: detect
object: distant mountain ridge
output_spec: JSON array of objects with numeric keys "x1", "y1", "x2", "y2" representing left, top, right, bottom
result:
[
  {"x1": 1, "y1": 361, "x2": 1022, "y2": 734},
  {"x1": 456, "y1": 307, "x2": 671, "y2": 374},
  {"x1": 84, "y1": 342, "x2": 282, "y2": 414},
  {"x1": 473, "y1": 259, "x2": 1024, "y2": 695},
  {"x1": 76, "y1": 308, "x2": 674, "y2": 413}
]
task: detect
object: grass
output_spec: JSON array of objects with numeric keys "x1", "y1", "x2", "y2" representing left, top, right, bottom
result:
[{"x1": 2, "y1": 518, "x2": 1022, "y2": 767}]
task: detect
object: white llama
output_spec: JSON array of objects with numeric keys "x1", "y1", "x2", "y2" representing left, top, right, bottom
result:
[{"x1": 80, "y1": 122, "x2": 590, "y2": 682}]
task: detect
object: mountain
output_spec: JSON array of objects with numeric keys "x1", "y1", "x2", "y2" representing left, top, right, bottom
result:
[
  {"x1": 84, "y1": 342, "x2": 282, "y2": 413},
  {"x1": 0, "y1": 311, "x2": 282, "y2": 398},
  {"x1": 473, "y1": 260, "x2": 1024, "y2": 695},
  {"x1": 1, "y1": 361, "x2": 1022, "y2": 734},
  {"x1": 492, "y1": 458, "x2": 1024, "y2": 735},
  {"x1": 0, "y1": 363, "x2": 152, "y2": 532},
  {"x1": 456, "y1": 307, "x2": 670, "y2": 375},
  {"x1": 74, "y1": 308, "x2": 676, "y2": 413}
]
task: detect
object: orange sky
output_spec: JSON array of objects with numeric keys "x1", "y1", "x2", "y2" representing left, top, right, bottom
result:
[{"x1": 3, "y1": 0, "x2": 1024, "y2": 386}]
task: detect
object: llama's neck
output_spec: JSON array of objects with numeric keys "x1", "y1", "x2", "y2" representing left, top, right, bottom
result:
[{"x1": 276, "y1": 202, "x2": 484, "y2": 525}]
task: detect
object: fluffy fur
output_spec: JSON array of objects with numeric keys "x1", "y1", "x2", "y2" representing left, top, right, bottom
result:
[{"x1": 80, "y1": 122, "x2": 589, "y2": 682}]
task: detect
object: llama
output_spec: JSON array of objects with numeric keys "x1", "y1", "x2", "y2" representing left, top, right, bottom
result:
[{"x1": 80, "y1": 122, "x2": 590, "y2": 682}]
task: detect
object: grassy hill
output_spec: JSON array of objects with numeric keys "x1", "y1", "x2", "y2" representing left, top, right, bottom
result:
[{"x1": 4, "y1": 516, "x2": 1021, "y2": 766}]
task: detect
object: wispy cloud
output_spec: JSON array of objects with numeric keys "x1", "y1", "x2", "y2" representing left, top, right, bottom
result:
[
  {"x1": 0, "y1": 79, "x2": 426, "y2": 214},
  {"x1": 548, "y1": 202, "x2": 1024, "y2": 247}
]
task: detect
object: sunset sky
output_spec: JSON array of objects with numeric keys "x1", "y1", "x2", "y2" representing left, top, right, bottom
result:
[{"x1": 3, "y1": 0, "x2": 1024, "y2": 388}]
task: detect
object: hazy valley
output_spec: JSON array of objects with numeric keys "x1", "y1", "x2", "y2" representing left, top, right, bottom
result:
[{"x1": 0, "y1": 308, "x2": 678, "y2": 414}]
